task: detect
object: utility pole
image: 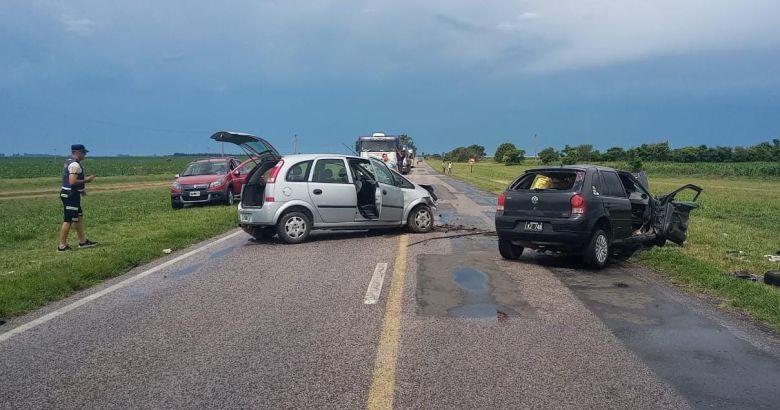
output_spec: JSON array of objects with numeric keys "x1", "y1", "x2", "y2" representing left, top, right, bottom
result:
[
  {"x1": 293, "y1": 134, "x2": 298, "y2": 154},
  {"x1": 221, "y1": 142, "x2": 225, "y2": 157},
  {"x1": 534, "y1": 133, "x2": 538, "y2": 158}
]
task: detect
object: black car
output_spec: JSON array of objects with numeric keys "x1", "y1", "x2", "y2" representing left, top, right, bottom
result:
[{"x1": 494, "y1": 165, "x2": 702, "y2": 268}]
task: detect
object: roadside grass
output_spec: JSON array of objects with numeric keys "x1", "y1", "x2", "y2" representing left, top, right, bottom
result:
[
  {"x1": 0, "y1": 188, "x2": 239, "y2": 318},
  {"x1": 0, "y1": 156, "x2": 208, "y2": 179},
  {"x1": 428, "y1": 159, "x2": 780, "y2": 331}
]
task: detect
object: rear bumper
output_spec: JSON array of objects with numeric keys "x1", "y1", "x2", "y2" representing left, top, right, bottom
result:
[
  {"x1": 237, "y1": 202, "x2": 283, "y2": 227},
  {"x1": 495, "y1": 214, "x2": 591, "y2": 249}
]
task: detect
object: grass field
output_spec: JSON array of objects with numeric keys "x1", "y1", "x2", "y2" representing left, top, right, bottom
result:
[
  {"x1": 0, "y1": 188, "x2": 239, "y2": 318},
  {"x1": 432, "y1": 159, "x2": 780, "y2": 331}
]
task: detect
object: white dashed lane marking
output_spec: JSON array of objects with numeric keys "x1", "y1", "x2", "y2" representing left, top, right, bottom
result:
[{"x1": 364, "y1": 263, "x2": 389, "y2": 305}]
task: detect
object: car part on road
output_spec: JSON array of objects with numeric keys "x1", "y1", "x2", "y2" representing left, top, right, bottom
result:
[
  {"x1": 763, "y1": 254, "x2": 780, "y2": 263},
  {"x1": 764, "y1": 271, "x2": 780, "y2": 286},
  {"x1": 728, "y1": 271, "x2": 760, "y2": 281},
  {"x1": 277, "y1": 211, "x2": 311, "y2": 244}
]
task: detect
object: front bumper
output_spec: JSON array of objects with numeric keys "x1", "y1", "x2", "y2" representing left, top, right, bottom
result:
[
  {"x1": 495, "y1": 214, "x2": 591, "y2": 250},
  {"x1": 171, "y1": 190, "x2": 226, "y2": 204}
]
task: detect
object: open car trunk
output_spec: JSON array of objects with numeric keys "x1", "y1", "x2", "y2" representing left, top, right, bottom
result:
[
  {"x1": 240, "y1": 161, "x2": 279, "y2": 207},
  {"x1": 210, "y1": 131, "x2": 281, "y2": 208}
]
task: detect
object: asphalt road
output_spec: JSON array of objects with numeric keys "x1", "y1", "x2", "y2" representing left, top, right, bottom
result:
[{"x1": 2, "y1": 162, "x2": 779, "y2": 409}]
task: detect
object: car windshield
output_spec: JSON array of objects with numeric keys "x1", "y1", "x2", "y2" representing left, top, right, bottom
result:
[
  {"x1": 182, "y1": 162, "x2": 228, "y2": 176},
  {"x1": 359, "y1": 140, "x2": 396, "y2": 152}
]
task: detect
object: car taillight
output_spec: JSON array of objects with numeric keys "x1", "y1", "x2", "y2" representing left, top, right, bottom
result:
[
  {"x1": 265, "y1": 196, "x2": 275, "y2": 203},
  {"x1": 267, "y1": 160, "x2": 284, "y2": 183},
  {"x1": 497, "y1": 192, "x2": 506, "y2": 212},
  {"x1": 571, "y1": 193, "x2": 586, "y2": 215}
]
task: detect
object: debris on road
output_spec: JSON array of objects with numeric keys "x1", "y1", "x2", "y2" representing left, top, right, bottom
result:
[
  {"x1": 727, "y1": 271, "x2": 760, "y2": 281},
  {"x1": 726, "y1": 250, "x2": 747, "y2": 260},
  {"x1": 763, "y1": 255, "x2": 780, "y2": 263},
  {"x1": 407, "y1": 226, "x2": 497, "y2": 247},
  {"x1": 162, "y1": 248, "x2": 172, "y2": 254}
]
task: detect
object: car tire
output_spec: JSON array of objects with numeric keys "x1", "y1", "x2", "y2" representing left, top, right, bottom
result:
[
  {"x1": 764, "y1": 271, "x2": 780, "y2": 287},
  {"x1": 583, "y1": 229, "x2": 610, "y2": 269},
  {"x1": 171, "y1": 199, "x2": 183, "y2": 209},
  {"x1": 407, "y1": 205, "x2": 433, "y2": 233},
  {"x1": 225, "y1": 187, "x2": 235, "y2": 205},
  {"x1": 276, "y1": 211, "x2": 311, "y2": 244},
  {"x1": 498, "y1": 238, "x2": 523, "y2": 260}
]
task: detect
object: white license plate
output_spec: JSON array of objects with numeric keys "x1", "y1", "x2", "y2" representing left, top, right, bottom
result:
[
  {"x1": 524, "y1": 221, "x2": 543, "y2": 231},
  {"x1": 240, "y1": 213, "x2": 251, "y2": 223},
  {"x1": 189, "y1": 191, "x2": 201, "y2": 197}
]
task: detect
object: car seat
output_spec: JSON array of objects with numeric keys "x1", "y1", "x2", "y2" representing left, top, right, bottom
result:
[
  {"x1": 289, "y1": 165, "x2": 303, "y2": 182},
  {"x1": 337, "y1": 168, "x2": 348, "y2": 183},
  {"x1": 321, "y1": 168, "x2": 333, "y2": 183}
]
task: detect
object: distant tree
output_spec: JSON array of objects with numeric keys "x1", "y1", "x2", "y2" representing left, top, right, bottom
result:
[
  {"x1": 538, "y1": 147, "x2": 559, "y2": 164},
  {"x1": 575, "y1": 144, "x2": 594, "y2": 162},
  {"x1": 494, "y1": 143, "x2": 516, "y2": 163},
  {"x1": 399, "y1": 135, "x2": 417, "y2": 152},
  {"x1": 628, "y1": 155, "x2": 643, "y2": 172},
  {"x1": 503, "y1": 148, "x2": 525, "y2": 165},
  {"x1": 602, "y1": 147, "x2": 626, "y2": 162},
  {"x1": 560, "y1": 145, "x2": 578, "y2": 165},
  {"x1": 466, "y1": 144, "x2": 486, "y2": 159}
]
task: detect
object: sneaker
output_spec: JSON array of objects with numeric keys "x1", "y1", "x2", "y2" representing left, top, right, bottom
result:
[
  {"x1": 57, "y1": 244, "x2": 72, "y2": 252},
  {"x1": 79, "y1": 239, "x2": 98, "y2": 248}
]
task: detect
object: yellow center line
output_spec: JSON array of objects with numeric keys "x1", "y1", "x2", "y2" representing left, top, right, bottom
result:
[{"x1": 367, "y1": 234, "x2": 409, "y2": 410}]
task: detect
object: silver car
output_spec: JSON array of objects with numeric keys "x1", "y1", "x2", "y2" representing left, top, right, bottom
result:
[{"x1": 212, "y1": 131, "x2": 437, "y2": 243}]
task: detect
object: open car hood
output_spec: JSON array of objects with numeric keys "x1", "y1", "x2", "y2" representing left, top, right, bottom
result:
[{"x1": 210, "y1": 131, "x2": 280, "y2": 162}]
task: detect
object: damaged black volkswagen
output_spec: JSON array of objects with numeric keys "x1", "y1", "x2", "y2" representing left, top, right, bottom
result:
[{"x1": 494, "y1": 165, "x2": 702, "y2": 268}]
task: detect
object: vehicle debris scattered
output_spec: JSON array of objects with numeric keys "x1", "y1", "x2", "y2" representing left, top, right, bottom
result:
[
  {"x1": 727, "y1": 271, "x2": 760, "y2": 281},
  {"x1": 763, "y1": 255, "x2": 780, "y2": 263}
]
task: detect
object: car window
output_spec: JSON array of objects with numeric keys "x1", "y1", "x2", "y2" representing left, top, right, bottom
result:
[
  {"x1": 511, "y1": 171, "x2": 579, "y2": 191},
  {"x1": 618, "y1": 173, "x2": 648, "y2": 196},
  {"x1": 372, "y1": 160, "x2": 396, "y2": 185},
  {"x1": 390, "y1": 169, "x2": 415, "y2": 189},
  {"x1": 590, "y1": 170, "x2": 602, "y2": 196},
  {"x1": 286, "y1": 160, "x2": 312, "y2": 182},
  {"x1": 600, "y1": 171, "x2": 626, "y2": 198},
  {"x1": 348, "y1": 158, "x2": 376, "y2": 182},
  {"x1": 313, "y1": 159, "x2": 349, "y2": 184}
]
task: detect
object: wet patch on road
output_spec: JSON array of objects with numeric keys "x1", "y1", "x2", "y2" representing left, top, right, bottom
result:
[
  {"x1": 210, "y1": 244, "x2": 238, "y2": 260},
  {"x1": 431, "y1": 184, "x2": 456, "y2": 201},
  {"x1": 553, "y1": 265, "x2": 780, "y2": 408},
  {"x1": 167, "y1": 262, "x2": 204, "y2": 279},
  {"x1": 416, "y1": 252, "x2": 535, "y2": 321}
]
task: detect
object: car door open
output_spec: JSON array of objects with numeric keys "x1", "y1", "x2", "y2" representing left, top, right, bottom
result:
[
  {"x1": 370, "y1": 158, "x2": 404, "y2": 222},
  {"x1": 655, "y1": 184, "x2": 703, "y2": 245}
]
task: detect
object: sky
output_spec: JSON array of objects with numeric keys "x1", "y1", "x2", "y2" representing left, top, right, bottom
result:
[{"x1": 1, "y1": 0, "x2": 779, "y2": 156}]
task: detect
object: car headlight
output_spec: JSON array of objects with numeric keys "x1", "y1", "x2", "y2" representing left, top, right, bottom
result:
[
  {"x1": 171, "y1": 181, "x2": 181, "y2": 190},
  {"x1": 210, "y1": 179, "x2": 224, "y2": 189}
]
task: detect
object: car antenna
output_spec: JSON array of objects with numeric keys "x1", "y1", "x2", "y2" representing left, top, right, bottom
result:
[{"x1": 342, "y1": 143, "x2": 358, "y2": 156}]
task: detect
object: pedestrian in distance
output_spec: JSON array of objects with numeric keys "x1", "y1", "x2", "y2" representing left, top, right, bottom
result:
[
  {"x1": 448, "y1": 161, "x2": 453, "y2": 175},
  {"x1": 58, "y1": 144, "x2": 98, "y2": 252},
  {"x1": 442, "y1": 160, "x2": 447, "y2": 174}
]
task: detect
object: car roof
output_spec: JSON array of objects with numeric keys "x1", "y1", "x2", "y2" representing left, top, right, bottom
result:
[
  {"x1": 525, "y1": 164, "x2": 618, "y2": 172},
  {"x1": 280, "y1": 153, "x2": 365, "y2": 162}
]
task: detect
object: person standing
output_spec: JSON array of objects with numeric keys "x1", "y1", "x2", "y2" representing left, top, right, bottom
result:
[
  {"x1": 447, "y1": 161, "x2": 453, "y2": 175},
  {"x1": 58, "y1": 144, "x2": 97, "y2": 251}
]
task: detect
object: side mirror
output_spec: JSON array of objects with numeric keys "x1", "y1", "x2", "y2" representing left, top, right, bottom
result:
[
  {"x1": 233, "y1": 170, "x2": 240, "y2": 176},
  {"x1": 175, "y1": 174, "x2": 179, "y2": 178}
]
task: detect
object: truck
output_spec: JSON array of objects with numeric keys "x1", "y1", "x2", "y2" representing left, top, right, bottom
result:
[{"x1": 355, "y1": 132, "x2": 411, "y2": 174}]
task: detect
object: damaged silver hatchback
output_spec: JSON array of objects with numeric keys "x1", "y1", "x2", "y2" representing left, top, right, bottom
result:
[{"x1": 212, "y1": 131, "x2": 437, "y2": 244}]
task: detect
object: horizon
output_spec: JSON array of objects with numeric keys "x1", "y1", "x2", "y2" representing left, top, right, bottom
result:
[{"x1": 2, "y1": 1, "x2": 779, "y2": 156}]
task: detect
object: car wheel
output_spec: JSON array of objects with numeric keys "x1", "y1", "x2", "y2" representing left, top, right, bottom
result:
[
  {"x1": 583, "y1": 229, "x2": 610, "y2": 269},
  {"x1": 407, "y1": 205, "x2": 433, "y2": 233},
  {"x1": 225, "y1": 187, "x2": 235, "y2": 205},
  {"x1": 498, "y1": 238, "x2": 523, "y2": 260},
  {"x1": 171, "y1": 199, "x2": 183, "y2": 209},
  {"x1": 277, "y1": 211, "x2": 311, "y2": 244}
]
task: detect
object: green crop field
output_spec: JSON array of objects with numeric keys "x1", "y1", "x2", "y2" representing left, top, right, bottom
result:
[{"x1": 430, "y1": 159, "x2": 780, "y2": 331}]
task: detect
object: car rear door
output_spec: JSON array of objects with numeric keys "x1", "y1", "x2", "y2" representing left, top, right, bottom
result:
[
  {"x1": 597, "y1": 170, "x2": 633, "y2": 240},
  {"x1": 370, "y1": 158, "x2": 404, "y2": 222},
  {"x1": 308, "y1": 158, "x2": 358, "y2": 223}
]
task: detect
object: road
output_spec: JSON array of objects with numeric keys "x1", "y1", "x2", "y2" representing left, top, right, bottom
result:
[{"x1": 2, "y1": 162, "x2": 779, "y2": 409}]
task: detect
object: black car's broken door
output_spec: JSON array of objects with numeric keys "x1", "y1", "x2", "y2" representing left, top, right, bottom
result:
[{"x1": 655, "y1": 184, "x2": 703, "y2": 245}]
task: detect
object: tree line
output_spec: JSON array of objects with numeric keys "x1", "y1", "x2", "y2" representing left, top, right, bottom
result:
[{"x1": 427, "y1": 139, "x2": 779, "y2": 166}]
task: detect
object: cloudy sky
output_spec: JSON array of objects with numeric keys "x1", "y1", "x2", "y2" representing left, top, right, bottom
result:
[{"x1": 1, "y1": 0, "x2": 779, "y2": 156}]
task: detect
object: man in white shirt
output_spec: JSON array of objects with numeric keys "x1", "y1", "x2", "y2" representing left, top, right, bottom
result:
[{"x1": 58, "y1": 144, "x2": 97, "y2": 252}]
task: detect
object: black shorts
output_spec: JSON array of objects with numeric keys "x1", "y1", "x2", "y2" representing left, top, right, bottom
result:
[{"x1": 60, "y1": 189, "x2": 83, "y2": 222}]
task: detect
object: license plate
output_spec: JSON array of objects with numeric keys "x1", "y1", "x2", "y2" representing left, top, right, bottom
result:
[
  {"x1": 524, "y1": 221, "x2": 543, "y2": 231},
  {"x1": 240, "y1": 213, "x2": 251, "y2": 223},
  {"x1": 189, "y1": 191, "x2": 201, "y2": 197}
]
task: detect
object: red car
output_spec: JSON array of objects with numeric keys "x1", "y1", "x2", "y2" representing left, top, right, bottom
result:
[{"x1": 170, "y1": 157, "x2": 255, "y2": 209}]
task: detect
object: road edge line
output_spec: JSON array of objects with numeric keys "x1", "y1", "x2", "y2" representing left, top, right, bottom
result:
[
  {"x1": 0, "y1": 230, "x2": 245, "y2": 344},
  {"x1": 367, "y1": 234, "x2": 408, "y2": 410}
]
